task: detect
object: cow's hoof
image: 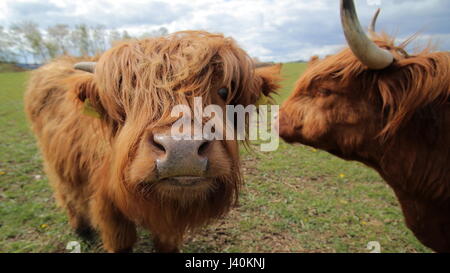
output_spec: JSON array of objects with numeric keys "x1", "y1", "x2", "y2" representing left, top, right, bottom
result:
[{"x1": 75, "y1": 226, "x2": 97, "y2": 242}]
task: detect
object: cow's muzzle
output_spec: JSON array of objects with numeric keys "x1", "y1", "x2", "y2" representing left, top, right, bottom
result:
[
  {"x1": 153, "y1": 134, "x2": 211, "y2": 180},
  {"x1": 276, "y1": 110, "x2": 301, "y2": 143}
]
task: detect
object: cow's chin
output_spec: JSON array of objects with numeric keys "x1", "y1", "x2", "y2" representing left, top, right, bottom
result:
[
  {"x1": 279, "y1": 126, "x2": 337, "y2": 154},
  {"x1": 278, "y1": 126, "x2": 312, "y2": 146},
  {"x1": 158, "y1": 176, "x2": 212, "y2": 188},
  {"x1": 152, "y1": 176, "x2": 215, "y2": 196},
  {"x1": 136, "y1": 176, "x2": 226, "y2": 204}
]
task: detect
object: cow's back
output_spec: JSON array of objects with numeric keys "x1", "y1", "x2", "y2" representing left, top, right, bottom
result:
[
  {"x1": 24, "y1": 58, "x2": 77, "y2": 131},
  {"x1": 24, "y1": 58, "x2": 108, "y2": 188}
]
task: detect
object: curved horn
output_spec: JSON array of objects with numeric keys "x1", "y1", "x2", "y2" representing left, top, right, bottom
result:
[
  {"x1": 340, "y1": 0, "x2": 393, "y2": 70},
  {"x1": 368, "y1": 8, "x2": 381, "y2": 34},
  {"x1": 74, "y1": 62, "x2": 96, "y2": 73}
]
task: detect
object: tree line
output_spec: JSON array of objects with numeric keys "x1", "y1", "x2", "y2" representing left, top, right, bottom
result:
[{"x1": 0, "y1": 21, "x2": 169, "y2": 64}]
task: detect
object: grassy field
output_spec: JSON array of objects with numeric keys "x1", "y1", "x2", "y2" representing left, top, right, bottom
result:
[{"x1": 0, "y1": 63, "x2": 430, "y2": 253}]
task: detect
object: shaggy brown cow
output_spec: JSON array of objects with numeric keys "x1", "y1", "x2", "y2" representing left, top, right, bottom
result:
[
  {"x1": 278, "y1": 0, "x2": 450, "y2": 252},
  {"x1": 25, "y1": 31, "x2": 281, "y2": 252}
]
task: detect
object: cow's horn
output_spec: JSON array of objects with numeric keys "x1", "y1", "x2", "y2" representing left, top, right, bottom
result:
[
  {"x1": 74, "y1": 62, "x2": 96, "y2": 73},
  {"x1": 340, "y1": 0, "x2": 393, "y2": 70},
  {"x1": 368, "y1": 8, "x2": 381, "y2": 34}
]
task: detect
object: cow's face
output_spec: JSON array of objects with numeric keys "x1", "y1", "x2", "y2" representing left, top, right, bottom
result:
[
  {"x1": 278, "y1": 52, "x2": 382, "y2": 159},
  {"x1": 123, "y1": 84, "x2": 243, "y2": 202},
  {"x1": 75, "y1": 32, "x2": 281, "y2": 205}
]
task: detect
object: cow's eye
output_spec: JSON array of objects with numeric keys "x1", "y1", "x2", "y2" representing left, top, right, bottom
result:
[
  {"x1": 218, "y1": 87, "x2": 229, "y2": 100},
  {"x1": 317, "y1": 88, "x2": 332, "y2": 97}
]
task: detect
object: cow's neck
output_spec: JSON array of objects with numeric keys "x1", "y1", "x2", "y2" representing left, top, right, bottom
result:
[
  {"x1": 376, "y1": 126, "x2": 449, "y2": 200},
  {"x1": 358, "y1": 127, "x2": 450, "y2": 252}
]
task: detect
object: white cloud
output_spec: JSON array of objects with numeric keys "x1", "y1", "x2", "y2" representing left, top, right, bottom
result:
[{"x1": 0, "y1": 0, "x2": 448, "y2": 62}]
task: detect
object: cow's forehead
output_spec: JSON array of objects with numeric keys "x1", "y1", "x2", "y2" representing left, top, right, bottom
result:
[{"x1": 97, "y1": 36, "x2": 252, "y2": 91}]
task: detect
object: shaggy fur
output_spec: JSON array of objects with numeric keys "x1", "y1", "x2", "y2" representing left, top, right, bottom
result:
[
  {"x1": 25, "y1": 31, "x2": 281, "y2": 252},
  {"x1": 278, "y1": 33, "x2": 450, "y2": 252}
]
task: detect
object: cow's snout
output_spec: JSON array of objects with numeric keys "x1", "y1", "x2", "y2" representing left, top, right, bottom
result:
[
  {"x1": 277, "y1": 110, "x2": 300, "y2": 143},
  {"x1": 153, "y1": 134, "x2": 210, "y2": 179}
]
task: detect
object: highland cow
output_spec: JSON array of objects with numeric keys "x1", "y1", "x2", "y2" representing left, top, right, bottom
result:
[
  {"x1": 278, "y1": 0, "x2": 450, "y2": 252},
  {"x1": 25, "y1": 31, "x2": 281, "y2": 252}
]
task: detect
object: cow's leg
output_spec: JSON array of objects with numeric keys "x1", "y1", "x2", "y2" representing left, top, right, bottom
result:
[
  {"x1": 152, "y1": 233, "x2": 183, "y2": 253},
  {"x1": 66, "y1": 199, "x2": 95, "y2": 241},
  {"x1": 91, "y1": 194, "x2": 137, "y2": 253},
  {"x1": 46, "y1": 167, "x2": 95, "y2": 240},
  {"x1": 394, "y1": 189, "x2": 450, "y2": 253}
]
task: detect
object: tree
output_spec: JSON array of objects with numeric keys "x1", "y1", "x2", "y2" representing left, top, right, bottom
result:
[
  {"x1": 47, "y1": 24, "x2": 70, "y2": 55},
  {"x1": 122, "y1": 30, "x2": 132, "y2": 40},
  {"x1": 141, "y1": 27, "x2": 169, "y2": 38},
  {"x1": 71, "y1": 24, "x2": 92, "y2": 57},
  {"x1": 43, "y1": 40, "x2": 59, "y2": 59},
  {"x1": 9, "y1": 24, "x2": 30, "y2": 63},
  {"x1": 91, "y1": 25, "x2": 107, "y2": 55},
  {"x1": 1, "y1": 22, "x2": 168, "y2": 63},
  {"x1": 108, "y1": 29, "x2": 122, "y2": 47},
  {"x1": 0, "y1": 26, "x2": 17, "y2": 62},
  {"x1": 10, "y1": 21, "x2": 47, "y2": 63}
]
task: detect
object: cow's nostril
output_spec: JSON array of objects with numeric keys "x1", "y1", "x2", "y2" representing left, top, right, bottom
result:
[
  {"x1": 198, "y1": 140, "x2": 211, "y2": 156},
  {"x1": 152, "y1": 135, "x2": 167, "y2": 153}
]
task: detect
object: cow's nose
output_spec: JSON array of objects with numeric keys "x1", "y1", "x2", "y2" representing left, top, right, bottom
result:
[
  {"x1": 153, "y1": 134, "x2": 210, "y2": 179},
  {"x1": 277, "y1": 111, "x2": 301, "y2": 143}
]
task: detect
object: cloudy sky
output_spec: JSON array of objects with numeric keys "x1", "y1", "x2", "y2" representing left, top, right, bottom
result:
[{"x1": 0, "y1": 0, "x2": 449, "y2": 62}]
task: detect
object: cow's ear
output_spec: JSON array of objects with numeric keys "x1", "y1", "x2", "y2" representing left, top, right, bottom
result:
[
  {"x1": 308, "y1": 56, "x2": 320, "y2": 67},
  {"x1": 71, "y1": 73, "x2": 105, "y2": 119},
  {"x1": 255, "y1": 63, "x2": 282, "y2": 98}
]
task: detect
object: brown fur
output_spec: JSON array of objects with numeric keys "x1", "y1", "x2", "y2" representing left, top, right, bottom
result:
[
  {"x1": 278, "y1": 33, "x2": 450, "y2": 252},
  {"x1": 25, "y1": 31, "x2": 280, "y2": 252}
]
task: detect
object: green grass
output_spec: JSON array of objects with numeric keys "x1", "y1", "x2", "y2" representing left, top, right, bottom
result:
[{"x1": 0, "y1": 65, "x2": 430, "y2": 253}]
